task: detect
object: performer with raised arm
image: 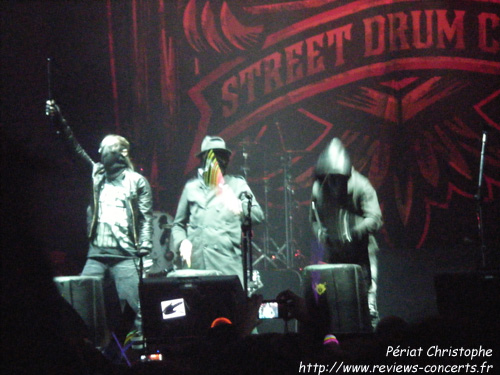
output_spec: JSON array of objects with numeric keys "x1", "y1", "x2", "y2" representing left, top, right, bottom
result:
[
  {"x1": 310, "y1": 138, "x2": 383, "y2": 328},
  {"x1": 45, "y1": 100, "x2": 153, "y2": 339},
  {"x1": 170, "y1": 136, "x2": 264, "y2": 286}
]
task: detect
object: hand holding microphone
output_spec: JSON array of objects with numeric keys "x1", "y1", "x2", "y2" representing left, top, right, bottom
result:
[
  {"x1": 239, "y1": 191, "x2": 252, "y2": 200},
  {"x1": 239, "y1": 191, "x2": 253, "y2": 218},
  {"x1": 45, "y1": 99, "x2": 67, "y2": 134}
]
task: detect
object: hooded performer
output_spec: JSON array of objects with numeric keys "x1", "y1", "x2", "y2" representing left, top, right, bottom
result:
[
  {"x1": 46, "y1": 100, "x2": 153, "y2": 338},
  {"x1": 310, "y1": 138, "x2": 382, "y2": 328}
]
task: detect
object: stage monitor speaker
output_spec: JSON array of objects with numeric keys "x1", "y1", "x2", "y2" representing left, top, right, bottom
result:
[
  {"x1": 302, "y1": 264, "x2": 371, "y2": 334},
  {"x1": 257, "y1": 269, "x2": 302, "y2": 333},
  {"x1": 434, "y1": 270, "x2": 500, "y2": 324},
  {"x1": 140, "y1": 275, "x2": 246, "y2": 345},
  {"x1": 166, "y1": 269, "x2": 223, "y2": 278},
  {"x1": 53, "y1": 276, "x2": 109, "y2": 348}
]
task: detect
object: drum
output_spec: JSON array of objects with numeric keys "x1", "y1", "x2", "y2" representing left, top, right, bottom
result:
[
  {"x1": 144, "y1": 211, "x2": 174, "y2": 276},
  {"x1": 302, "y1": 264, "x2": 371, "y2": 334}
]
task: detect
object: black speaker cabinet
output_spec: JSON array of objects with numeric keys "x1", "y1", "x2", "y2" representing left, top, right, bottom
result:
[
  {"x1": 140, "y1": 275, "x2": 246, "y2": 345},
  {"x1": 257, "y1": 269, "x2": 302, "y2": 333},
  {"x1": 434, "y1": 270, "x2": 500, "y2": 324},
  {"x1": 302, "y1": 264, "x2": 371, "y2": 334},
  {"x1": 53, "y1": 276, "x2": 109, "y2": 348}
]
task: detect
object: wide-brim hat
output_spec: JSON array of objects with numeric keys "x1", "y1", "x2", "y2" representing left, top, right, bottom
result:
[{"x1": 196, "y1": 135, "x2": 232, "y2": 158}]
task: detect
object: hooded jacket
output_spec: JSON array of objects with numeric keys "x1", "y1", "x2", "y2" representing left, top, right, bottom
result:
[{"x1": 311, "y1": 139, "x2": 382, "y2": 258}]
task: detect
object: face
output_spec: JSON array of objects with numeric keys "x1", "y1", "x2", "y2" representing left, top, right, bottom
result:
[
  {"x1": 214, "y1": 151, "x2": 230, "y2": 171},
  {"x1": 203, "y1": 150, "x2": 230, "y2": 174},
  {"x1": 321, "y1": 174, "x2": 349, "y2": 201},
  {"x1": 99, "y1": 136, "x2": 127, "y2": 157}
]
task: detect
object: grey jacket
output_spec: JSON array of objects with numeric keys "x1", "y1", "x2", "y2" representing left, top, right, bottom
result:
[{"x1": 311, "y1": 169, "x2": 383, "y2": 258}]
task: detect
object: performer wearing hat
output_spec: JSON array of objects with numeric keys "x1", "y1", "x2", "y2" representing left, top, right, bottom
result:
[
  {"x1": 310, "y1": 138, "x2": 383, "y2": 328},
  {"x1": 171, "y1": 136, "x2": 264, "y2": 285}
]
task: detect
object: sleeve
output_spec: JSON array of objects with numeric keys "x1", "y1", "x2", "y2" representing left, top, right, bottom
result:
[
  {"x1": 52, "y1": 110, "x2": 95, "y2": 169},
  {"x1": 239, "y1": 178, "x2": 264, "y2": 225},
  {"x1": 248, "y1": 190, "x2": 264, "y2": 225},
  {"x1": 310, "y1": 181, "x2": 325, "y2": 241},
  {"x1": 137, "y1": 176, "x2": 154, "y2": 251},
  {"x1": 354, "y1": 177, "x2": 383, "y2": 237},
  {"x1": 170, "y1": 185, "x2": 190, "y2": 254}
]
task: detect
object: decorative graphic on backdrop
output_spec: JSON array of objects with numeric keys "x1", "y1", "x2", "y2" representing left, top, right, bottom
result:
[{"x1": 176, "y1": 0, "x2": 500, "y2": 250}]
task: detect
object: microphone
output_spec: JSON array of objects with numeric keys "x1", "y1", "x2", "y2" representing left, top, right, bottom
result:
[{"x1": 239, "y1": 191, "x2": 252, "y2": 200}]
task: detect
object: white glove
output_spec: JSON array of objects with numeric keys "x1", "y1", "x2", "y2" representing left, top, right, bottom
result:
[{"x1": 179, "y1": 239, "x2": 192, "y2": 268}]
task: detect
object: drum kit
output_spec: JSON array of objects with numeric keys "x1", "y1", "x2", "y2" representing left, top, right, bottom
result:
[
  {"x1": 235, "y1": 139, "x2": 311, "y2": 271},
  {"x1": 143, "y1": 211, "x2": 174, "y2": 277}
]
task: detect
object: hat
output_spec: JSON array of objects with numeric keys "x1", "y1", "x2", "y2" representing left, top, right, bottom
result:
[{"x1": 196, "y1": 135, "x2": 232, "y2": 158}]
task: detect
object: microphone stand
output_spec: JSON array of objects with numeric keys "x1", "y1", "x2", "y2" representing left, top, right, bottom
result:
[
  {"x1": 241, "y1": 195, "x2": 253, "y2": 296},
  {"x1": 47, "y1": 58, "x2": 53, "y2": 103},
  {"x1": 139, "y1": 254, "x2": 145, "y2": 285},
  {"x1": 46, "y1": 57, "x2": 59, "y2": 134},
  {"x1": 475, "y1": 126, "x2": 488, "y2": 269}
]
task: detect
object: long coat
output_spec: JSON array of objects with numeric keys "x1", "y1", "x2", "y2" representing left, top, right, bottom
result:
[{"x1": 171, "y1": 174, "x2": 264, "y2": 284}]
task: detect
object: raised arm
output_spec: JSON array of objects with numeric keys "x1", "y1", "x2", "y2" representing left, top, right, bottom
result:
[{"x1": 45, "y1": 100, "x2": 94, "y2": 168}]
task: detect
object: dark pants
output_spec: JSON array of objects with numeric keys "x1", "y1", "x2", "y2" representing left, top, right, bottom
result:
[{"x1": 81, "y1": 258, "x2": 142, "y2": 332}]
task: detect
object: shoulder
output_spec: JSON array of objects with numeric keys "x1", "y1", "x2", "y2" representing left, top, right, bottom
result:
[
  {"x1": 350, "y1": 170, "x2": 376, "y2": 193},
  {"x1": 350, "y1": 169, "x2": 369, "y2": 184},
  {"x1": 124, "y1": 169, "x2": 151, "y2": 186},
  {"x1": 225, "y1": 175, "x2": 248, "y2": 189},
  {"x1": 180, "y1": 177, "x2": 203, "y2": 195},
  {"x1": 225, "y1": 174, "x2": 246, "y2": 184},
  {"x1": 185, "y1": 176, "x2": 201, "y2": 188},
  {"x1": 93, "y1": 163, "x2": 105, "y2": 175}
]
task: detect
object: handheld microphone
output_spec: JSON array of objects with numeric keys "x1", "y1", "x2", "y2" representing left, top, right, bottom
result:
[{"x1": 239, "y1": 191, "x2": 252, "y2": 200}]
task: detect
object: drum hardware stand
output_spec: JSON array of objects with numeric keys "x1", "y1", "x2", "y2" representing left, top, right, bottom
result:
[
  {"x1": 273, "y1": 121, "x2": 297, "y2": 269},
  {"x1": 252, "y1": 176, "x2": 280, "y2": 269},
  {"x1": 273, "y1": 152, "x2": 296, "y2": 269},
  {"x1": 239, "y1": 143, "x2": 280, "y2": 270}
]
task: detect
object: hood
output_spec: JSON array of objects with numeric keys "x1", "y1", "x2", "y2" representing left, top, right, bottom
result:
[{"x1": 315, "y1": 138, "x2": 352, "y2": 177}]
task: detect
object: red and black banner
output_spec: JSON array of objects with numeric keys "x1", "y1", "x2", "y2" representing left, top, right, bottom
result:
[{"x1": 106, "y1": 0, "x2": 499, "y2": 253}]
